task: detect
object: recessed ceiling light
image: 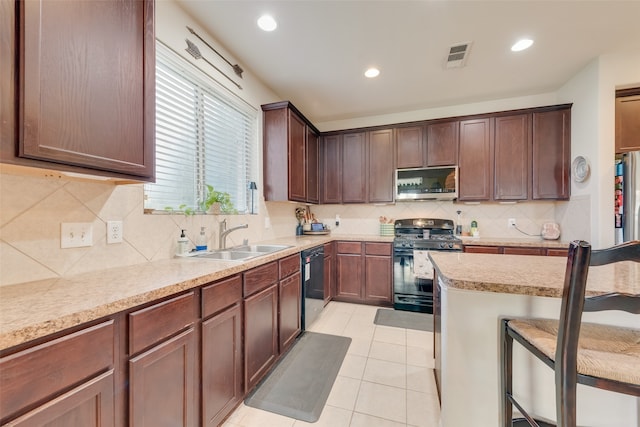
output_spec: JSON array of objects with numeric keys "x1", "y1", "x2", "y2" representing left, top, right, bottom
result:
[
  {"x1": 364, "y1": 68, "x2": 380, "y2": 78},
  {"x1": 511, "y1": 39, "x2": 534, "y2": 52},
  {"x1": 257, "y1": 14, "x2": 277, "y2": 32}
]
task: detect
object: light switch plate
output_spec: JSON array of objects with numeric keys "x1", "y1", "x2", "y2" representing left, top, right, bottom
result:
[{"x1": 61, "y1": 223, "x2": 93, "y2": 248}]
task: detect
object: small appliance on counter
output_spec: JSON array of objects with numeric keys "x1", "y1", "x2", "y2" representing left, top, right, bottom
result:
[
  {"x1": 303, "y1": 222, "x2": 330, "y2": 235},
  {"x1": 541, "y1": 222, "x2": 561, "y2": 240}
]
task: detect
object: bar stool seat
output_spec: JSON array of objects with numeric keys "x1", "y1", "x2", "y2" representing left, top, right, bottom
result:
[
  {"x1": 507, "y1": 319, "x2": 640, "y2": 386},
  {"x1": 500, "y1": 240, "x2": 640, "y2": 427}
]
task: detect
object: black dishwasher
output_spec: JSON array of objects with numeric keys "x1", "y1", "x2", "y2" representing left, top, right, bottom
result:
[{"x1": 301, "y1": 245, "x2": 324, "y2": 330}]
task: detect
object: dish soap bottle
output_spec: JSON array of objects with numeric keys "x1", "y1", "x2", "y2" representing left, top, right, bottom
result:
[
  {"x1": 176, "y1": 229, "x2": 190, "y2": 256},
  {"x1": 196, "y1": 226, "x2": 208, "y2": 251}
]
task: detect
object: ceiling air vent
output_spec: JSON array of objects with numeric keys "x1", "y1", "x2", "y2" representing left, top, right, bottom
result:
[{"x1": 446, "y1": 42, "x2": 472, "y2": 69}]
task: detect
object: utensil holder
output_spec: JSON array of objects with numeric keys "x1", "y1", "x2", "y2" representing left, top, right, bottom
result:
[{"x1": 379, "y1": 224, "x2": 395, "y2": 236}]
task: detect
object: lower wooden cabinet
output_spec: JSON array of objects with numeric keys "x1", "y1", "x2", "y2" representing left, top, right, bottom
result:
[
  {"x1": 244, "y1": 283, "x2": 278, "y2": 393},
  {"x1": 4, "y1": 370, "x2": 116, "y2": 427},
  {"x1": 323, "y1": 242, "x2": 335, "y2": 304},
  {"x1": 279, "y1": 271, "x2": 301, "y2": 352},
  {"x1": 202, "y1": 303, "x2": 243, "y2": 427},
  {"x1": 334, "y1": 241, "x2": 392, "y2": 305},
  {"x1": 0, "y1": 320, "x2": 116, "y2": 426},
  {"x1": 129, "y1": 329, "x2": 197, "y2": 427},
  {"x1": 364, "y1": 243, "x2": 393, "y2": 303}
]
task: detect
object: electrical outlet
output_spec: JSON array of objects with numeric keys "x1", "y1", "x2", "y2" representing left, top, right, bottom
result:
[
  {"x1": 107, "y1": 220, "x2": 123, "y2": 244},
  {"x1": 61, "y1": 223, "x2": 93, "y2": 248},
  {"x1": 508, "y1": 218, "x2": 517, "y2": 228}
]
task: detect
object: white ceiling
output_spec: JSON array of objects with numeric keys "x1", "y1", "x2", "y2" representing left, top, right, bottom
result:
[{"x1": 176, "y1": 0, "x2": 640, "y2": 124}]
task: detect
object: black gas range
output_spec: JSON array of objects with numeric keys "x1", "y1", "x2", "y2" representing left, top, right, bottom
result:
[{"x1": 393, "y1": 218, "x2": 462, "y2": 313}]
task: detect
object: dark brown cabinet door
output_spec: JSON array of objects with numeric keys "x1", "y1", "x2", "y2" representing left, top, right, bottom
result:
[
  {"x1": 129, "y1": 329, "x2": 197, "y2": 427},
  {"x1": 0, "y1": 320, "x2": 116, "y2": 426},
  {"x1": 335, "y1": 253, "x2": 364, "y2": 301},
  {"x1": 0, "y1": 0, "x2": 16, "y2": 161},
  {"x1": 368, "y1": 129, "x2": 394, "y2": 203},
  {"x1": 532, "y1": 109, "x2": 570, "y2": 200},
  {"x1": 6, "y1": 371, "x2": 115, "y2": 427},
  {"x1": 288, "y1": 111, "x2": 307, "y2": 202},
  {"x1": 396, "y1": 126, "x2": 425, "y2": 168},
  {"x1": 458, "y1": 118, "x2": 493, "y2": 201},
  {"x1": 202, "y1": 303, "x2": 243, "y2": 427},
  {"x1": 244, "y1": 283, "x2": 278, "y2": 393},
  {"x1": 342, "y1": 132, "x2": 367, "y2": 203},
  {"x1": 494, "y1": 114, "x2": 530, "y2": 200},
  {"x1": 427, "y1": 121, "x2": 458, "y2": 166},
  {"x1": 615, "y1": 91, "x2": 640, "y2": 153},
  {"x1": 307, "y1": 128, "x2": 320, "y2": 204},
  {"x1": 279, "y1": 271, "x2": 301, "y2": 353},
  {"x1": 323, "y1": 243, "x2": 335, "y2": 305},
  {"x1": 463, "y1": 245, "x2": 501, "y2": 254},
  {"x1": 321, "y1": 134, "x2": 342, "y2": 203},
  {"x1": 364, "y1": 255, "x2": 392, "y2": 303},
  {"x1": 17, "y1": 0, "x2": 155, "y2": 180}
]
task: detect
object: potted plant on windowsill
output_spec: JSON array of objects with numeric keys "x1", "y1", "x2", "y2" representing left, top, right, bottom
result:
[{"x1": 201, "y1": 184, "x2": 237, "y2": 214}]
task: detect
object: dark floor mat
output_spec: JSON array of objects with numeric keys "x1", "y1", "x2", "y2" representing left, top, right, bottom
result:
[
  {"x1": 244, "y1": 331, "x2": 351, "y2": 422},
  {"x1": 374, "y1": 308, "x2": 433, "y2": 331}
]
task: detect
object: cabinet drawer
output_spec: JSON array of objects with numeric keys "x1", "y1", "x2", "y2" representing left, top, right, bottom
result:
[
  {"x1": 243, "y1": 261, "x2": 278, "y2": 297},
  {"x1": 547, "y1": 248, "x2": 569, "y2": 257},
  {"x1": 0, "y1": 320, "x2": 115, "y2": 421},
  {"x1": 365, "y1": 242, "x2": 392, "y2": 256},
  {"x1": 279, "y1": 253, "x2": 300, "y2": 279},
  {"x1": 464, "y1": 245, "x2": 501, "y2": 254},
  {"x1": 503, "y1": 247, "x2": 545, "y2": 256},
  {"x1": 129, "y1": 292, "x2": 196, "y2": 355},
  {"x1": 336, "y1": 241, "x2": 362, "y2": 254},
  {"x1": 202, "y1": 275, "x2": 242, "y2": 318}
]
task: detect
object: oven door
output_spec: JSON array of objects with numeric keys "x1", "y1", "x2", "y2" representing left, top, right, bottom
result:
[{"x1": 393, "y1": 248, "x2": 434, "y2": 313}]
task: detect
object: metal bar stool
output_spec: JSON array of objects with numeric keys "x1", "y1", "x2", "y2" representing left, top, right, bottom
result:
[{"x1": 500, "y1": 240, "x2": 640, "y2": 427}]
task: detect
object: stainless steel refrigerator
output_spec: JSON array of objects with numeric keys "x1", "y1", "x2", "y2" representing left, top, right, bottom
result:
[{"x1": 615, "y1": 151, "x2": 640, "y2": 244}]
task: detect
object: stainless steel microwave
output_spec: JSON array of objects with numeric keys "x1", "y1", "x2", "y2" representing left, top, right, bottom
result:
[{"x1": 395, "y1": 166, "x2": 458, "y2": 201}]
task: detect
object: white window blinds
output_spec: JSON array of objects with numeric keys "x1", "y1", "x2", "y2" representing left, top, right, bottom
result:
[{"x1": 145, "y1": 41, "x2": 257, "y2": 214}]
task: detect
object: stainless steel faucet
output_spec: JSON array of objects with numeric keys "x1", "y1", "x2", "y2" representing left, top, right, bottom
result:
[{"x1": 218, "y1": 219, "x2": 248, "y2": 249}]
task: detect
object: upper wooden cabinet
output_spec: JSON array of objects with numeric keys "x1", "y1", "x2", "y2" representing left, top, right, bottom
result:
[
  {"x1": 459, "y1": 105, "x2": 571, "y2": 201},
  {"x1": 395, "y1": 122, "x2": 457, "y2": 168},
  {"x1": 615, "y1": 88, "x2": 640, "y2": 153},
  {"x1": 321, "y1": 134, "x2": 343, "y2": 204},
  {"x1": 262, "y1": 101, "x2": 320, "y2": 204},
  {"x1": 493, "y1": 114, "x2": 531, "y2": 200},
  {"x1": 458, "y1": 118, "x2": 493, "y2": 201},
  {"x1": 342, "y1": 132, "x2": 368, "y2": 203},
  {"x1": 1, "y1": 0, "x2": 155, "y2": 181},
  {"x1": 368, "y1": 129, "x2": 395, "y2": 203},
  {"x1": 532, "y1": 108, "x2": 571, "y2": 200},
  {"x1": 338, "y1": 128, "x2": 395, "y2": 204},
  {"x1": 426, "y1": 121, "x2": 459, "y2": 166},
  {"x1": 396, "y1": 126, "x2": 425, "y2": 168}
]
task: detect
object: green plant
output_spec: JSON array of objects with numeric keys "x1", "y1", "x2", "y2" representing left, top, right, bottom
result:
[{"x1": 201, "y1": 184, "x2": 237, "y2": 214}]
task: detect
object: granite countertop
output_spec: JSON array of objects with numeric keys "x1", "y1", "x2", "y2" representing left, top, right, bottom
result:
[
  {"x1": 0, "y1": 234, "x2": 393, "y2": 351},
  {"x1": 429, "y1": 252, "x2": 640, "y2": 298},
  {"x1": 460, "y1": 236, "x2": 570, "y2": 248}
]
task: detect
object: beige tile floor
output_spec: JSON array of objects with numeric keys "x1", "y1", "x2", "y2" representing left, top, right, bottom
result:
[{"x1": 223, "y1": 301, "x2": 441, "y2": 427}]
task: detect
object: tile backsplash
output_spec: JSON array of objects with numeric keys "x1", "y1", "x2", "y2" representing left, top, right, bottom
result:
[{"x1": 0, "y1": 171, "x2": 581, "y2": 287}]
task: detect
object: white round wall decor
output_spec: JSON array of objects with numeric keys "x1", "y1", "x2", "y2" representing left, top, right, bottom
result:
[{"x1": 571, "y1": 156, "x2": 590, "y2": 183}]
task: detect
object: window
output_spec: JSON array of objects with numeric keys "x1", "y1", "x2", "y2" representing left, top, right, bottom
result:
[{"x1": 144, "y1": 42, "x2": 257, "y2": 214}]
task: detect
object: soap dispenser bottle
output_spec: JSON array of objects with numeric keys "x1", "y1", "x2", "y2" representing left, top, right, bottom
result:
[
  {"x1": 196, "y1": 226, "x2": 208, "y2": 251},
  {"x1": 177, "y1": 229, "x2": 190, "y2": 256}
]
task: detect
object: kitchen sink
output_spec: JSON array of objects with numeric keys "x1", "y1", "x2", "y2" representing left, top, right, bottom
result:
[
  {"x1": 194, "y1": 250, "x2": 260, "y2": 261},
  {"x1": 229, "y1": 244, "x2": 292, "y2": 253}
]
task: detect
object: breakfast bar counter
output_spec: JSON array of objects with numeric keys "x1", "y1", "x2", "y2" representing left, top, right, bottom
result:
[{"x1": 429, "y1": 252, "x2": 639, "y2": 427}]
